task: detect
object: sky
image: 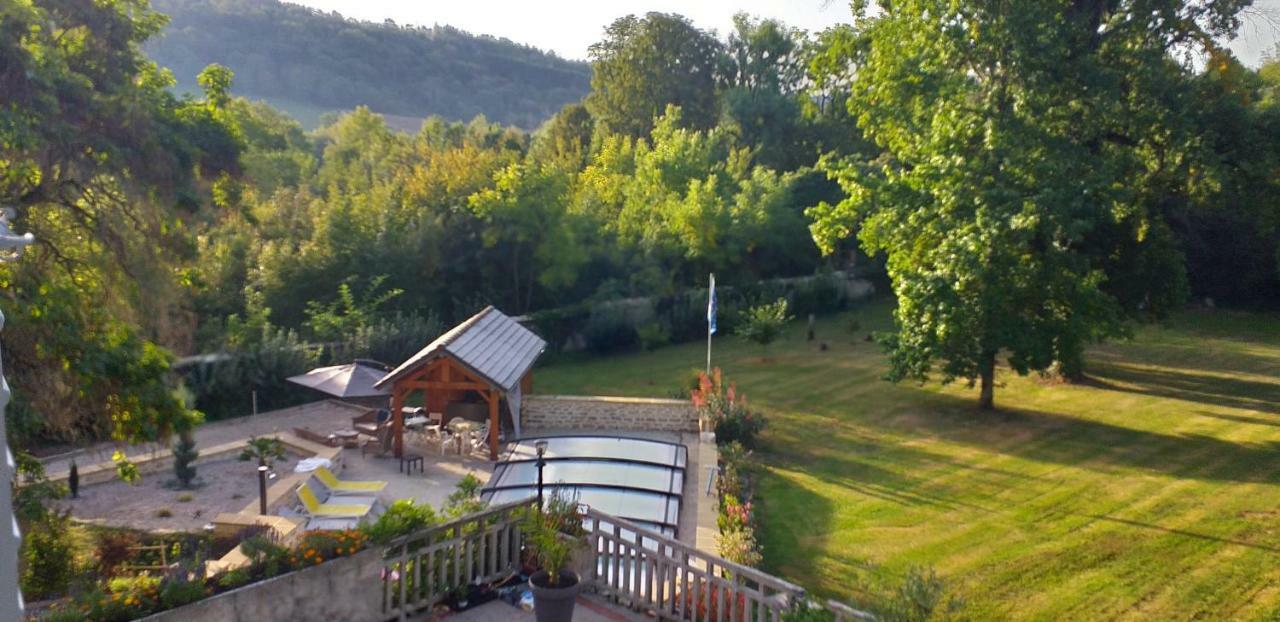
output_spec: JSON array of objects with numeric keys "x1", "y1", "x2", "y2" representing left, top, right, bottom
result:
[{"x1": 289, "y1": 0, "x2": 1280, "y2": 67}]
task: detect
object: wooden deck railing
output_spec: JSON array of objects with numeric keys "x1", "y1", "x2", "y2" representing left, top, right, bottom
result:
[
  {"x1": 380, "y1": 498, "x2": 536, "y2": 620},
  {"x1": 377, "y1": 498, "x2": 871, "y2": 622},
  {"x1": 584, "y1": 507, "x2": 812, "y2": 622}
]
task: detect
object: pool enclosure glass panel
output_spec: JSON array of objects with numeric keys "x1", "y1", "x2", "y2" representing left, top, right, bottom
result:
[
  {"x1": 502, "y1": 436, "x2": 687, "y2": 469},
  {"x1": 482, "y1": 435, "x2": 687, "y2": 536},
  {"x1": 487, "y1": 460, "x2": 683, "y2": 496}
]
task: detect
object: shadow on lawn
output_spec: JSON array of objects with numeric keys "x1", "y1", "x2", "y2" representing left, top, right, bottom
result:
[
  {"x1": 1086, "y1": 360, "x2": 1280, "y2": 415},
  {"x1": 1084, "y1": 514, "x2": 1280, "y2": 553},
  {"x1": 885, "y1": 392, "x2": 1280, "y2": 484}
]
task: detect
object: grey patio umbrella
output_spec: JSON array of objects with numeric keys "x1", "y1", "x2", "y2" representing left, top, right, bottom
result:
[{"x1": 286, "y1": 359, "x2": 391, "y2": 399}]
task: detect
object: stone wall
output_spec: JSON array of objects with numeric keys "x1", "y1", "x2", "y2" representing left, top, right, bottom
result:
[
  {"x1": 140, "y1": 548, "x2": 388, "y2": 622},
  {"x1": 522, "y1": 395, "x2": 697, "y2": 432}
]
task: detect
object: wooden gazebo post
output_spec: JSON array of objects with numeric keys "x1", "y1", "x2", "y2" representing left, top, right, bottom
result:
[
  {"x1": 391, "y1": 385, "x2": 405, "y2": 458},
  {"x1": 487, "y1": 388, "x2": 499, "y2": 461}
]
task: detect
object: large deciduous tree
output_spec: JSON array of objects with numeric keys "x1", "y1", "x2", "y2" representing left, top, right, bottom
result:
[
  {"x1": 0, "y1": 0, "x2": 237, "y2": 443},
  {"x1": 809, "y1": 0, "x2": 1247, "y2": 408},
  {"x1": 586, "y1": 13, "x2": 723, "y2": 138}
]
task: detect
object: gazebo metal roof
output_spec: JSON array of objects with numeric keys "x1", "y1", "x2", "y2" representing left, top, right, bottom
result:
[{"x1": 374, "y1": 306, "x2": 545, "y2": 392}]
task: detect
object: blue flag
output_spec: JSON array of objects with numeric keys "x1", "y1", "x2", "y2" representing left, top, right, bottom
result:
[{"x1": 707, "y1": 273, "x2": 717, "y2": 335}]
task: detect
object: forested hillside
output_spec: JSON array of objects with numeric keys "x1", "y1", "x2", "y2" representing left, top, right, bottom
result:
[{"x1": 145, "y1": 0, "x2": 590, "y2": 128}]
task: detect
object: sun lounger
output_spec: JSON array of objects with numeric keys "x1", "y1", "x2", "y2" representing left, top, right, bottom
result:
[
  {"x1": 296, "y1": 481, "x2": 374, "y2": 518},
  {"x1": 314, "y1": 466, "x2": 387, "y2": 493}
]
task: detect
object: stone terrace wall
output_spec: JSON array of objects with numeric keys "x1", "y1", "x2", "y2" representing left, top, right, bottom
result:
[
  {"x1": 522, "y1": 395, "x2": 697, "y2": 432},
  {"x1": 139, "y1": 548, "x2": 386, "y2": 622}
]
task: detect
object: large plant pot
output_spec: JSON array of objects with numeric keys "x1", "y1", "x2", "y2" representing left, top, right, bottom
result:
[{"x1": 529, "y1": 570, "x2": 581, "y2": 622}]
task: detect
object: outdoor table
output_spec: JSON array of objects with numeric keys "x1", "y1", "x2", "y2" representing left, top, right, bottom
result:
[
  {"x1": 399, "y1": 454, "x2": 424, "y2": 474},
  {"x1": 331, "y1": 429, "x2": 361, "y2": 448}
]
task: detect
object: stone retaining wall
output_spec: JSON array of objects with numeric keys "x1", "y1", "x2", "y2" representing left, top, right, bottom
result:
[
  {"x1": 140, "y1": 548, "x2": 387, "y2": 622},
  {"x1": 522, "y1": 395, "x2": 697, "y2": 432}
]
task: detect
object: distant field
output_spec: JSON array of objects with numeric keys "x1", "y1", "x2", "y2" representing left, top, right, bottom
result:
[{"x1": 536, "y1": 300, "x2": 1280, "y2": 620}]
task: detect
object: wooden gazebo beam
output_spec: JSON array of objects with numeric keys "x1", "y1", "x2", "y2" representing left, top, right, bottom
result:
[{"x1": 388, "y1": 356, "x2": 503, "y2": 461}]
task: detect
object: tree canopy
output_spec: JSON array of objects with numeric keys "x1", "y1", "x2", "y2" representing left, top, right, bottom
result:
[{"x1": 809, "y1": 0, "x2": 1265, "y2": 408}]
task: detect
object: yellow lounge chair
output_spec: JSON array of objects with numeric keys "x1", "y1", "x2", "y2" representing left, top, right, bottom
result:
[
  {"x1": 314, "y1": 466, "x2": 387, "y2": 493},
  {"x1": 296, "y1": 482, "x2": 373, "y2": 518}
]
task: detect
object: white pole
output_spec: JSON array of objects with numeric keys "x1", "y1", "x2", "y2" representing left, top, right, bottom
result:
[
  {"x1": 0, "y1": 208, "x2": 34, "y2": 620},
  {"x1": 252, "y1": 390, "x2": 258, "y2": 416},
  {"x1": 706, "y1": 327, "x2": 712, "y2": 375}
]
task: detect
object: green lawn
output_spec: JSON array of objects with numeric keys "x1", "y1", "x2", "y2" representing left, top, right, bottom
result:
[{"x1": 535, "y1": 300, "x2": 1280, "y2": 620}]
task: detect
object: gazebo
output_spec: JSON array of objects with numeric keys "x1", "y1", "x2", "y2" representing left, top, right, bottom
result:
[{"x1": 373, "y1": 306, "x2": 545, "y2": 460}]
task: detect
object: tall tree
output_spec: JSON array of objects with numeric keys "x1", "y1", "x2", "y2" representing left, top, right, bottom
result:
[
  {"x1": 809, "y1": 0, "x2": 1245, "y2": 408},
  {"x1": 0, "y1": 0, "x2": 234, "y2": 443},
  {"x1": 586, "y1": 13, "x2": 723, "y2": 138}
]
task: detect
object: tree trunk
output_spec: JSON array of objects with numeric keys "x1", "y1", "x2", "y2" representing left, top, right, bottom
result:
[{"x1": 978, "y1": 351, "x2": 996, "y2": 410}]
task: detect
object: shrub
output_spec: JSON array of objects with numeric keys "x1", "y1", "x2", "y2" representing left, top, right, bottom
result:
[
  {"x1": 216, "y1": 568, "x2": 250, "y2": 590},
  {"x1": 96, "y1": 530, "x2": 141, "y2": 578},
  {"x1": 240, "y1": 535, "x2": 294, "y2": 578},
  {"x1": 737, "y1": 298, "x2": 793, "y2": 354},
  {"x1": 68, "y1": 460, "x2": 79, "y2": 499},
  {"x1": 782, "y1": 604, "x2": 838, "y2": 622},
  {"x1": 444, "y1": 473, "x2": 485, "y2": 518},
  {"x1": 790, "y1": 275, "x2": 844, "y2": 317},
  {"x1": 716, "y1": 523, "x2": 762, "y2": 567},
  {"x1": 654, "y1": 292, "x2": 705, "y2": 343},
  {"x1": 154, "y1": 507, "x2": 173, "y2": 518},
  {"x1": 692, "y1": 368, "x2": 766, "y2": 448},
  {"x1": 362, "y1": 499, "x2": 439, "y2": 544},
  {"x1": 159, "y1": 578, "x2": 209, "y2": 609},
  {"x1": 582, "y1": 309, "x2": 638, "y2": 354},
  {"x1": 177, "y1": 492, "x2": 194, "y2": 503},
  {"x1": 637, "y1": 321, "x2": 669, "y2": 351},
  {"x1": 20, "y1": 522, "x2": 75, "y2": 599},
  {"x1": 294, "y1": 529, "x2": 368, "y2": 566},
  {"x1": 172, "y1": 431, "x2": 199, "y2": 488},
  {"x1": 867, "y1": 566, "x2": 965, "y2": 622},
  {"x1": 522, "y1": 490, "x2": 584, "y2": 586},
  {"x1": 239, "y1": 436, "x2": 287, "y2": 467}
]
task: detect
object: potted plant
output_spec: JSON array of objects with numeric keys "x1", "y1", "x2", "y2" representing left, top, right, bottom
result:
[{"x1": 524, "y1": 492, "x2": 585, "y2": 622}]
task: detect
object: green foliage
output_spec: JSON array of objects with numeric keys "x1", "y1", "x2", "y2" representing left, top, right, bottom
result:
[
  {"x1": 637, "y1": 322, "x2": 670, "y2": 351},
  {"x1": 806, "y1": 0, "x2": 1247, "y2": 407},
  {"x1": 693, "y1": 369, "x2": 766, "y2": 447},
  {"x1": 215, "y1": 568, "x2": 250, "y2": 590},
  {"x1": 20, "y1": 522, "x2": 75, "y2": 600},
  {"x1": 12, "y1": 451, "x2": 66, "y2": 526},
  {"x1": 583, "y1": 309, "x2": 640, "y2": 354},
  {"x1": 146, "y1": 0, "x2": 590, "y2": 129},
  {"x1": 362, "y1": 500, "x2": 440, "y2": 545},
  {"x1": 96, "y1": 530, "x2": 141, "y2": 578},
  {"x1": 781, "y1": 605, "x2": 837, "y2": 622},
  {"x1": 304, "y1": 275, "x2": 404, "y2": 341},
  {"x1": 522, "y1": 491, "x2": 586, "y2": 586},
  {"x1": 239, "y1": 436, "x2": 288, "y2": 467},
  {"x1": 866, "y1": 567, "x2": 965, "y2": 622},
  {"x1": 586, "y1": 13, "x2": 723, "y2": 137},
  {"x1": 172, "y1": 431, "x2": 200, "y2": 488},
  {"x1": 444, "y1": 473, "x2": 486, "y2": 518},
  {"x1": 737, "y1": 298, "x2": 792, "y2": 352},
  {"x1": 159, "y1": 578, "x2": 210, "y2": 610},
  {"x1": 113, "y1": 451, "x2": 141, "y2": 484}
]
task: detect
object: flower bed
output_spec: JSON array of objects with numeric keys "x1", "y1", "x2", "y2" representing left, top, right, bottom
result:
[{"x1": 692, "y1": 368, "x2": 766, "y2": 567}]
